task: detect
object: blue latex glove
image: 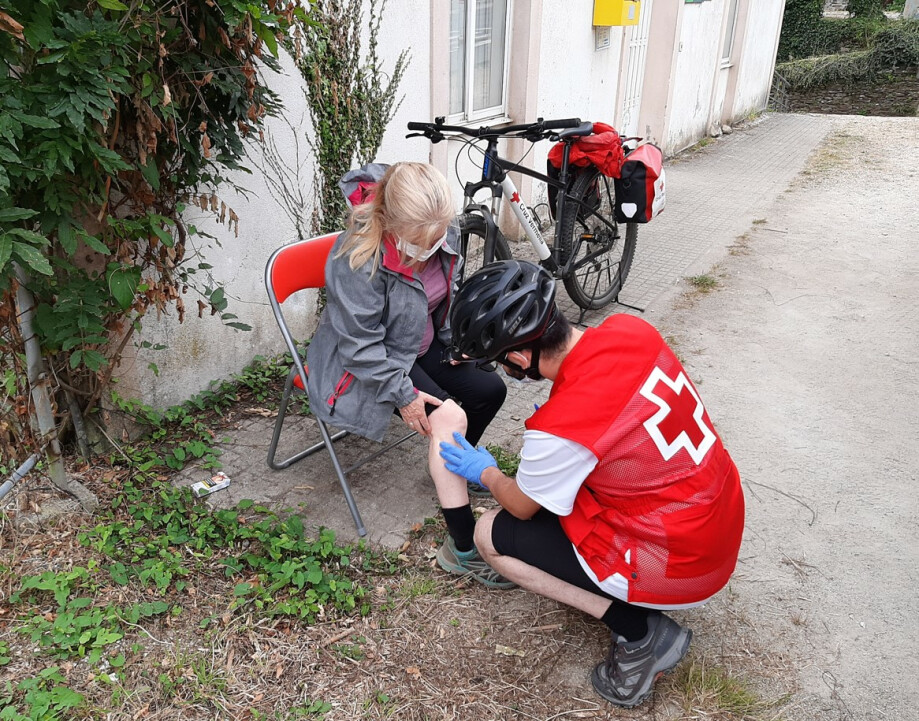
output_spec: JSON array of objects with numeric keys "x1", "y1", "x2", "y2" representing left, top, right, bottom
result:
[{"x1": 439, "y1": 431, "x2": 498, "y2": 488}]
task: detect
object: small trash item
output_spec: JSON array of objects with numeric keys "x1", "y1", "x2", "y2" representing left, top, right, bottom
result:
[{"x1": 192, "y1": 471, "x2": 231, "y2": 498}]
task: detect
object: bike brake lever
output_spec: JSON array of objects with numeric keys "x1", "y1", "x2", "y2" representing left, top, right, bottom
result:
[{"x1": 406, "y1": 131, "x2": 446, "y2": 144}]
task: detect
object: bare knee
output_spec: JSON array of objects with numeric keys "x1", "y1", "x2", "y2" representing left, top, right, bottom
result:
[
  {"x1": 475, "y1": 508, "x2": 500, "y2": 559},
  {"x1": 428, "y1": 398, "x2": 467, "y2": 437}
]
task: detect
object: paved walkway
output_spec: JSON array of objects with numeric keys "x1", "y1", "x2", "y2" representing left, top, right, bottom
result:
[{"x1": 176, "y1": 112, "x2": 835, "y2": 549}]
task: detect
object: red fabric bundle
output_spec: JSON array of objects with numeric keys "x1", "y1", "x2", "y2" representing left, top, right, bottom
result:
[
  {"x1": 347, "y1": 181, "x2": 377, "y2": 207},
  {"x1": 547, "y1": 122, "x2": 625, "y2": 178}
]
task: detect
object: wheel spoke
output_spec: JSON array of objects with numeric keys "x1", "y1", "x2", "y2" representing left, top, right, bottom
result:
[{"x1": 559, "y1": 168, "x2": 637, "y2": 309}]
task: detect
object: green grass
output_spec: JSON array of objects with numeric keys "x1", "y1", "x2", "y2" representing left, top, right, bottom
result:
[
  {"x1": 487, "y1": 444, "x2": 521, "y2": 477},
  {"x1": 673, "y1": 659, "x2": 784, "y2": 717},
  {"x1": 686, "y1": 274, "x2": 720, "y2": 292}
]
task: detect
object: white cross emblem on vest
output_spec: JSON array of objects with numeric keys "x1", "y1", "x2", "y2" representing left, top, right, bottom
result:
[{"x1": 639, "y1": 366, "x2": 716, "y2": 465}]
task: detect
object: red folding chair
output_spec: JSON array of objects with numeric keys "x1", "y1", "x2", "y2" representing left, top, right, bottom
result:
[{"x1": 264, "y1": 233, "x2": 417, "y2": 537}]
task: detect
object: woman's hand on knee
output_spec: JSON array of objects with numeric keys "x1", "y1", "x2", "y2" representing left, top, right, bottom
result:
[{"x1": 399, "y1": 392, "x2": 442, "y2": 436}]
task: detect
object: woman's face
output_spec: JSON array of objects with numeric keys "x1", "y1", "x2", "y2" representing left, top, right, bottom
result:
[
  {"x1": 393, "y1": 222, "x2": 452, "y2": 262},
  {"x1": 395, "y1": 221, "x2": 451, "y2": 250}
]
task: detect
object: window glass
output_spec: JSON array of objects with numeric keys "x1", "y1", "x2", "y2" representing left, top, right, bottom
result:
[
  {"x1": 449, "y1": 0, "x2": 466, "y2": 115},
  {"x1": 450, "y1": 0, "x2": 509, "y2": 121},
  {"x1": 722, "y1": 0, "x2": 739, "y2": 63},
  {"x1": 473, "y1": 0, "x2": 507, "y2": 112}
]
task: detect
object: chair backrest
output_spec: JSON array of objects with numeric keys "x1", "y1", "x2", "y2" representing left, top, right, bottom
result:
[
  {"x1": 265, "y1": 232, "x2": 341, "y2": 305},
  {"x1": 265, "y1": 233, "x2": 343, "y2": 384}
]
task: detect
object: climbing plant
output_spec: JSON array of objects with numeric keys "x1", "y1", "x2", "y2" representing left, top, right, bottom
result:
[
  {"x1": 293, "y1": 0, "x2": 409, "y2": 233},
  {"x1": 0, "y1": 0, "x2": 306, "y2": 469}
]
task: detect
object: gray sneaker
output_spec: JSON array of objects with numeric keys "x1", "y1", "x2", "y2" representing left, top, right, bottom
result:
[
  {"x1": 435, "y1": 537, "x2": 516, "y2": 590},
  {"x1": 591, "y1": 613, "x2": 692, "y2": 708},
  {"x1": 466, "y1": 481, "x2": 492, "y2": 498}
]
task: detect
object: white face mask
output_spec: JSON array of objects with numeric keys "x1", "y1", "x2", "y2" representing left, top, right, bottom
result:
[{"x1": 396, "y1": 232, "x2": 447, "y2": 262}]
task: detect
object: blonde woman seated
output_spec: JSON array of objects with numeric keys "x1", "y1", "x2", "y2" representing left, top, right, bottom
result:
[{"x1": 306, "y1": 162, "x2": 510, "y2": 588}]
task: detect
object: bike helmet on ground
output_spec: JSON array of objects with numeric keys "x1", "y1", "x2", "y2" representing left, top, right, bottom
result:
[{"x1": 450, "y1": 259, "x2": 557, "y2": 362}]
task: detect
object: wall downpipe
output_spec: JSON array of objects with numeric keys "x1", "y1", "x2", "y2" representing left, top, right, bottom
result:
[{"x1": 12, "y1": 263, "x2": 99, "y2": 513}]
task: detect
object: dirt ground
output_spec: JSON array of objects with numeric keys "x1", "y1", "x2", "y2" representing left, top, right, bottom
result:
[
  {"x1": 646, "y1": 114, "x2": 919, "y2": 721},
  {"x1": 2, "y1": 114, "x2": 917, "y2": 721}
]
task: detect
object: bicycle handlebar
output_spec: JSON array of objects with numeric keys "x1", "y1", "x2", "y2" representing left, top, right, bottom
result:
[
  {"x1": 542, "y1": 118, "x2": 582, "y2": 130},
  {"x1": 406, "y1": 116, "x2": 586, "y2": 143}
]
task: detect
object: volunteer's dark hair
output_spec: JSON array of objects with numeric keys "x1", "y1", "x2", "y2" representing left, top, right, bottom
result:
[
  {"x1": 450, "y1": 259, "x2": 562, "y2": 362},
  {"x1": 531, "y1": 309, "x2": 571, "y2": 357}
]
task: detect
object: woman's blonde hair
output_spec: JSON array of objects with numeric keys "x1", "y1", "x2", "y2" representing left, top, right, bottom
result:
[{"x1": 338, "y1": 162, "x2": 455, "y2": 274}]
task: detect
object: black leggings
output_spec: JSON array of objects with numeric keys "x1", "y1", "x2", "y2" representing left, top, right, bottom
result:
[
  {"x1": 492, "y1": 508, "x2": 619, "y2": 599},
  {"x1": 409, "y1": 337, "x2": 507, "y2": 445},
  {"x1": 491, "y1": 507, "x2": 653, "y2": 639}
]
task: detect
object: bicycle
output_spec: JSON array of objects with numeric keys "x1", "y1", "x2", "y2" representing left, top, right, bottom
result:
[{"x1": 406, "y1": 116, "x2": 639, "y2": 311}]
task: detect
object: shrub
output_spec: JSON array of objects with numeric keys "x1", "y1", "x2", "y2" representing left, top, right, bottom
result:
[
  {"x1": 775, "y1": 19, "x2": 919, "y2": 90},
  {"x1": 848, "y1": 0, "x2": 886, "y2": 20},
  {"x1": 778, "y1": 0, "x2": 827, "y2": 61},
  {"x1": 0, "y1": 1, "x2": 303, "y2": 466}
]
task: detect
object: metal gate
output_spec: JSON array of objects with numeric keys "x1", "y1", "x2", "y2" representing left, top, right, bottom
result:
[{"x1": 619, "y1": 0, "x2": 653, "y2": 138}]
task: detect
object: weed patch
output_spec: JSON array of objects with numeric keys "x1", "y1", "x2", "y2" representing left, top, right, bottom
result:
[
  {"x1": 686, "y1": 274, "x2": 720, "y2": 293},
  {"x1": 487, "y1": 444, "x2": 521, "y2": 477}
]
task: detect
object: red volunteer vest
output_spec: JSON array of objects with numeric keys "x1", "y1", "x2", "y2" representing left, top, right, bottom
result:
[{"x1": 527, "y1": 315, "x2": 744, "y2": 605}]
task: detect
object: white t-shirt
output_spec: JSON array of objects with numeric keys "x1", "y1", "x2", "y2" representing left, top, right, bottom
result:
[{"x1": 516, "y1": 429, "x2": 699, "y2": 609}]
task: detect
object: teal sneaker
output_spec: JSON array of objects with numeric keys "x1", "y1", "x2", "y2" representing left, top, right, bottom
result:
[
  {"x1": 467, "y1": 481, "x2": 492, "y2": 498},
  {"x1": 436, "y1": 537, "x2": 516, "y2": 590}
]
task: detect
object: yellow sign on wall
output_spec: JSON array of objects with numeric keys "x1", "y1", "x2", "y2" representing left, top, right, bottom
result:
[{"x1": 593, "y1": 0, "x2": 641, "y2": 26}]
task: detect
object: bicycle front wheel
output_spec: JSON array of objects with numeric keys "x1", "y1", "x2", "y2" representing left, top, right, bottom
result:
[
  {"x1": 456, "y1": 212, "x2": 512, "y2": 281},
  {"x1": 557, "y1": 167, "x2": 638, "y2": 309}
]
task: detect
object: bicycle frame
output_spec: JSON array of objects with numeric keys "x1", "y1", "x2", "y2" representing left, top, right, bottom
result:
[{"x1": 463, "y1": 135, "x2": 622, "y2": 279}]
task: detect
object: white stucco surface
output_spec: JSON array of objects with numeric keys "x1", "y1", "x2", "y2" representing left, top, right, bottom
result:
[
  {"x1": 668, "y1": 0, "x2": 726, "y2": 153},
  {"x1": 370, "y1": 0, "x2": 433, "y2": 166},
  {"x1": 733, "y1": 2, "x2": 785, "y2": 118},
  {"x1": 114, "y1": 0, "x2": 785, "y2": 411}
]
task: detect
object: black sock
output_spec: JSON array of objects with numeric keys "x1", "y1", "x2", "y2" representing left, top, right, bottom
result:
[
  {"x1": 442, "y1": 505, "x2": 476, "y2": 552},
  {"x1": 600, "y1": 600, "x2": 652, "y2": 642}
]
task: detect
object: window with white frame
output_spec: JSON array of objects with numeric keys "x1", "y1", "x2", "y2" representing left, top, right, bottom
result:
[
  {"x1": 721, "y1": 0, "x2": 740, "y2": 65},
  {"x1": 449, "y1": 0, "x2": 511, "y2": 122}
]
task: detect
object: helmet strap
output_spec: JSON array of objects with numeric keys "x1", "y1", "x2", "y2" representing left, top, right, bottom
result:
[{"x1": 502, "y1": 348, "x2": 544, "y2": 381}]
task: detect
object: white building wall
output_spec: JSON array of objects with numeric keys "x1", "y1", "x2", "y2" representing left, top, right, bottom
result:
[
  {"x1": 526, "y1": 1, "x2": 626, "y2": 217},
  {"x1": 732, "y1": 2, "x2": 785, "y2": 118},
  {"x1": 116, "y1": 0, "x2": 785, "y2": 410},
  {"x1": 370, "y1": 0, "x2": 433, "y2": 165},
  {"x1": 116, "y1": 3, "x2": 429, "y2": 409},
  {"x1": 667, "y1": 0, "x2": 727, "y2": 154}
]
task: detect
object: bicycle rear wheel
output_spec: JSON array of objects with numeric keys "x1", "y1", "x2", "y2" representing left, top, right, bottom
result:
[
  {"x1": 456, "y1": 212, "x2": 512, "y2": 281},
  {"x1": 556, "y1": 167, "x2": 638, "y2": 310}
]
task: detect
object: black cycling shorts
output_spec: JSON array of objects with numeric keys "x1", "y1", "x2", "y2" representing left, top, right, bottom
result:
[{"x1": 491, "y1": 507, "x2": 617, "y2": 601}]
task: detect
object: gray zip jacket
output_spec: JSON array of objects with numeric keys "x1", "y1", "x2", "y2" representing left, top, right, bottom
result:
[{"x1": 305, "y1": 227, "x2": 463, "y2": 442}]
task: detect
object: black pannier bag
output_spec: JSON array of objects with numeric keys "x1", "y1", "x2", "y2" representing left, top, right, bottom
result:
[{"x1": 614, "y1": 143, "x2": 666, "y2": 224}]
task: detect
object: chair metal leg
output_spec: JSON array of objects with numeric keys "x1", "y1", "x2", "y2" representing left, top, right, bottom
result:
[
  {"x1": 317, "y1": 419, "x2": 367, "y2": 537},
  {"x1": 267, "y1": 367, "x2": 420, "y2": 538},
  {"x1": 267, "y1": 368, "x2": 347, "y2": 470},
  {"x1": 344, "y1": 430, "x2": 419, "y2": 474}
]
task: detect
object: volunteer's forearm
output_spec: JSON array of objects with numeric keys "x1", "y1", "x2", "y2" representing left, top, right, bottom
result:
[{"x1": 481, "y1": 467, "x2": 541, "y2": 520}]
